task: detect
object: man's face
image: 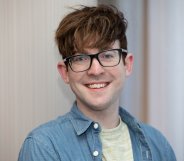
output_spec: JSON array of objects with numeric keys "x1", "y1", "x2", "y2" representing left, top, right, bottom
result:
[{"x1": 58, "y1": 40, "x2": 133, "y2": 114}]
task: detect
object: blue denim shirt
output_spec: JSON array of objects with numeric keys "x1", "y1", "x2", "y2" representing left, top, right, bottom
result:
[{"x1": 18, "y1": 103, "x2": 177, "y2": 161}]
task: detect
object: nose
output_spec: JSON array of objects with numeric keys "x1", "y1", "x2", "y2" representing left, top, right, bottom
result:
[{"x1": 87, "y1": 58, "x2": 105, "y2": 75}]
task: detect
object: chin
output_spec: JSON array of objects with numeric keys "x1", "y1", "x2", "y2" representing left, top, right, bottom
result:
[{"x1": 87, "y1": 101, "x2": 114, "y2": 111}]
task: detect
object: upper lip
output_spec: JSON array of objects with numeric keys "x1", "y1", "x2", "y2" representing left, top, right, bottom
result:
[{"x1": 85, "y1": 81, "x2": 110, "y2": 85}]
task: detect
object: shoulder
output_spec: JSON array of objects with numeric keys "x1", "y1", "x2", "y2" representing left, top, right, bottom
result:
[
  {"x1": 139, "y1": 122, "x2": 176, "y2": 160},
  {"x1": 18, "y1": 112, "x2": 73, "y2": 160},
  {"x1": 139, "y1": 122, "x2": 165, "y2": 141},
  {"x1": 25, "y1": 112, "x2": 73, "y2": 146},
  {"x1": 119, "y1": 107, "x2": 176, "y2": 160}
]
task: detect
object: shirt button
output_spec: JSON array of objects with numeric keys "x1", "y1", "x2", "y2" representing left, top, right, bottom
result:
[
  {"x1": 93, "y1": 123, "x2": 99, "y2": 129},
  {"x1": 93, "y1": 150, "x2": 99, "y2": 157}
]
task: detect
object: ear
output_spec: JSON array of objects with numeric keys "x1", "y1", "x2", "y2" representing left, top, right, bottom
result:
[
  {"x1": 124, "y1": 53, "x2": 134, "y2": 76},
  {"x1": 57, "y1": 61, "x2": 69, "y2": 84}
]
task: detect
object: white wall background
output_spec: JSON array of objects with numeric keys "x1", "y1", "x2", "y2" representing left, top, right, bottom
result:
[
  {"x1": 147, "y1": 1, "x2": 184, "y2": 160},
  {"x1": 0, "y1": 1, "x2": 97, "y2": 161}
]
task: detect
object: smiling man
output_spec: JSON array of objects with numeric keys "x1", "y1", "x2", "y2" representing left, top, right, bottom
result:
[
  {"x1": 58, "y1": 40, "x2": 133, "y2": 129},
  {"x1": 18, "y1": 5, "x2": 177, "y2": 161}
]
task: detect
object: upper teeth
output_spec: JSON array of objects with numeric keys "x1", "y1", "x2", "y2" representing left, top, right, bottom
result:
[{"x1": 88, "y1": 83, "x2": 106, "y2": 89}]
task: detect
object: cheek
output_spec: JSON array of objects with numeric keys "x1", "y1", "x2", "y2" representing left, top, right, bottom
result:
[
  {"x1": 114, "y1": 67, "x2": 126, "y2": 86},
  {"x1": 67, "y1": 74, "x2": 76, "y2": 85},
  {"x1": 67, "y1": 72, "x2": 83, "y2": 88}
]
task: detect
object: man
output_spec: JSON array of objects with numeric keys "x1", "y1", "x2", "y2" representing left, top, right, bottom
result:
[{"x1": 18, "y1": 5, "x2": 177, "y2": 161}]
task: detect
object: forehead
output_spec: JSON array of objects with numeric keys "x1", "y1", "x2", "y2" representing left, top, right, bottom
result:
[{"x1": 81, "y1": 40, "x2": 120, "y2": 53}]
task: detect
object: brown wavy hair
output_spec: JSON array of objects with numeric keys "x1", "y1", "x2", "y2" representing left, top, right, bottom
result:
[{"x1": 55, "y1": 5, "x2": 128, "y2": 59}]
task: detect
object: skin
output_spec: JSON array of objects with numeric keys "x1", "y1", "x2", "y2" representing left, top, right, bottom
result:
[{"x1": 58, "y1": 40, "x2": 133, "y2": 129}]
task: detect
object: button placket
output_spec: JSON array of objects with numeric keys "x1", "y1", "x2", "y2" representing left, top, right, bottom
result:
[{"x1": 91, "y1": 122, "x2": 101, "y2": 160}]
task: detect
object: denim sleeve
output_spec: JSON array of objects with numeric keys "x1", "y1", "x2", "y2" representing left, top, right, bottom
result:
[{"x1": 18, "y1": 137, "x2": 60, "y2": 161}]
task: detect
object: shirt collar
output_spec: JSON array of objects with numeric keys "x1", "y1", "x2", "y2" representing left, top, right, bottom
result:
[
  {"x1": 69, "y1": 102, "x2": 141, "y2": 135},
  {"x1": 69, "y1": 103, "x2": 93, "y2": 135},
  {"x1": 119, "y1": 107, "x2": 141, "y2": 131}
]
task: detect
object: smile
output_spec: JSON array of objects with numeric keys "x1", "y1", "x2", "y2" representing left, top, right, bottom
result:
[{"x1": 86, "y1": 83, "x2": 109, "y2": 89}]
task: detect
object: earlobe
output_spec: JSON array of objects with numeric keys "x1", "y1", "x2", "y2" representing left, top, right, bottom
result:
[
  {"x1": 125, "y1": 54, "x2": 134, "y2": 76},
  {"x1": 57, "y1": 61, "x2": 69, "y2": 84}
]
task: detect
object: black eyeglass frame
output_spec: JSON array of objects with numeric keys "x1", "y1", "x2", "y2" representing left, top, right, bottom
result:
[{"x1": 63, "y1": 48, "x2": 128, "y2": 72}]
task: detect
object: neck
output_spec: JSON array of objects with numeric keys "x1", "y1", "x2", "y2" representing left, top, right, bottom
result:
[
  {"x1": 93, "y1": 111, "x2": 120, "y2": 129},
  {"x1": 76, "y1": 101, "x2": 120, "y2": 129}
]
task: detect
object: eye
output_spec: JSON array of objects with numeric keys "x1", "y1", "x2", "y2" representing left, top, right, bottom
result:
[
  {"x1": 100, "y1": 51, "x2": 117, "y2": 59},
  {"x1": 70, "y1": 55, "x2": 89, "y2": 64}
]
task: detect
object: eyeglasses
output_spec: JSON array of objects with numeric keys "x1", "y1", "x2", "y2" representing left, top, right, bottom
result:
[{"x1": 63, "y1": 48, "x2": 128, "y2": 72}]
